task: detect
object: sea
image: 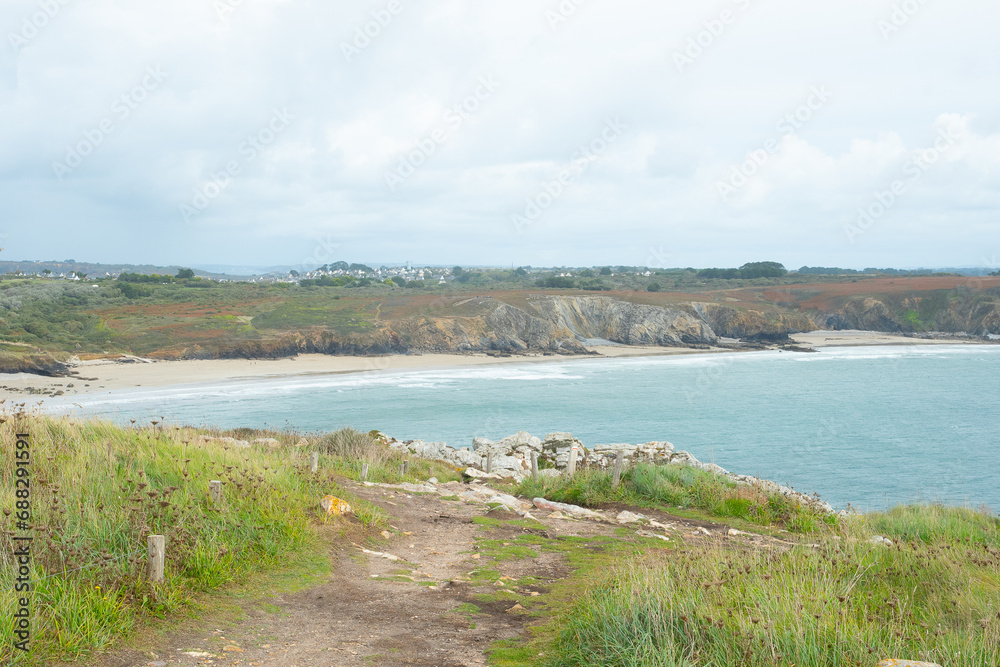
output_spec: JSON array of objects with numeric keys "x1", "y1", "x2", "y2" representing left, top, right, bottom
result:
[{"x1": 47, "y1": 344, "x2": 1000, "y2": 512}]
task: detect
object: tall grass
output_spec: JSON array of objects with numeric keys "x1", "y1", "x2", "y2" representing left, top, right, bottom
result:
[
  {"x1": 0, "y1": 413, "x2": 403, "y2": 665},
  {"x1": 517, "y1": 463, "x2": 829, "y2": 531},
  {"x1": 547, "y1": 506, "x2": 1000, "y2": 666}
]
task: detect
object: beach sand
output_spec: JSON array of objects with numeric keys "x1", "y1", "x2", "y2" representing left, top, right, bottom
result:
[{"x1": 0, "y1": 332, "x2": 990, "y2": 402}]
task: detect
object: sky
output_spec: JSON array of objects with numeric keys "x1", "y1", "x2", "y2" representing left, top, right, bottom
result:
[{"x1": 1, "y1": 0, "x2": 998, "y2": 271}]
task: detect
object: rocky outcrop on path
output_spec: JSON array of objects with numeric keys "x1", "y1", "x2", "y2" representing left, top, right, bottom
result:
[{"x1": 383, "y1": 430, "x2": 833, "y2": 514}]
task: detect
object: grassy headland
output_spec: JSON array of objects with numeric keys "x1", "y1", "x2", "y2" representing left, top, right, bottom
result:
[
  {"x1": 0, "y1": 413, "x2": 997, "y2": 665},
  {"x1": 1, "y1": 272, "x2": 998, "y2": 375},
  {"x1": 0, "y1": 413, "x2": 458, "y2": 665}
]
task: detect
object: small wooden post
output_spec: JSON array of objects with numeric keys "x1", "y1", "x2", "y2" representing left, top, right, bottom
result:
[
  {"x1": 310, "y1": 452, "x2": 319, "y2": 474},
  {"x1": 531, "y1": 452, "x2": 539, "y2": 481},
  {"x1": 612, "y1": 451, "x2": 624, "y2": 489},
  {"x1": 361, "y1": 463, "x2": 369, "y2": 481},
  {"x1": 147, "y1": 535, "x2": 165, "y2": 583},
  {"x1": 567, "y1": 445, "x2": 578, "y2": 478},
  {"x1": 486, "y1": 451, "x2": 494, "y2": 474},
  {"x1": 209, "y1": 480, "x2": 222, "y2": 504}
]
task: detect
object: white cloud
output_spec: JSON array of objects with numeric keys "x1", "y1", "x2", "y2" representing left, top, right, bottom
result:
[{"x1": 0, "y1": 0, "x2": 998, "y2": 268}]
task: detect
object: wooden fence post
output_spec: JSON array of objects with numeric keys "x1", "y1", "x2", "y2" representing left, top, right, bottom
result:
[
  {"x1": 612, "y1": 451, "x2": 624, "y2": 489},
  {"x1": 209, "y1": 480, "x2": 222, "y2": 504},
  {"x1": 486, "y1": 451, "x2": 494, "y2": 474},
  {"x1": 567, "y1": 445, "x2": 578, "y2": 478},
  {"x1": 531, "y1": 452, "x2": 539, "y2": 481},
  {"x1": 361, "y1": 463, "x2": 369, "y2": 481},
  {"x1": 147, "y1": 535, "x2": 165, "y2": 584},
  {"x1": 310, "y1": 452, "x2": 319, "y2": 474}
]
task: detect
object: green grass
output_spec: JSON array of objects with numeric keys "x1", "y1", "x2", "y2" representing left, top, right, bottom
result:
[
  {"x1": 543, "y1": 506, "x2": 1000, "y2": 667},
  {"x1": 515, "y1": 463, "x2": 828, "y2": 531},
  {"x1": 0, "y1": 414, "x2": 388, "y2": 665}
]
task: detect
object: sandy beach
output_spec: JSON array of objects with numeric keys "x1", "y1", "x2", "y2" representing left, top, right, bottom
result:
[{"x1": 0, "y1": 331, "x2": 992, "y2": 402}]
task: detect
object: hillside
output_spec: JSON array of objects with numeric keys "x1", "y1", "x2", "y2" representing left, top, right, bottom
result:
[{"x1": 1, "y1": 274, "x2": 998, "y2": 374}]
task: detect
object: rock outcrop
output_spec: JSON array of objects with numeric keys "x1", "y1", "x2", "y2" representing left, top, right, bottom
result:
[
  {"x1": 383, "y1": 430, "x2": 833, "y2": 513},
  {"x1": 695, "y1": 303, "x2": 815, "y2": 342}
]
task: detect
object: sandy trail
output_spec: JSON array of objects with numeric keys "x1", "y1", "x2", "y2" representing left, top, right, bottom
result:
[{"x1": 87, "y1": 479, "x2": 749, "y2": 667}]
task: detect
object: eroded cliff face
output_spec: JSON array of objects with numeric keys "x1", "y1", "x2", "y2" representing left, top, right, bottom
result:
[
  {"x1": 528, "y1": 296, "x2": 717, "y2": 346},
  {"x1": 694, "y1": 303, "x2": 815, "y2": 341},
  {"x1": 390, "y1": 296, "x2": 717, "y2": 353},
  {"x1": 818, "y1": 291, "x2": 1000, "y2": 336}
]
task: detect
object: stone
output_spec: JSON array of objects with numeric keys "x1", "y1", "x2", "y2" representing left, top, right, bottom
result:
[
  {"x1": 462, "y1": 467, "x2": 504, "y2": 481},
  {"x1": 497, "y1": 431, "x2": 543, "y2": 452},
  {"x1": 615, "y1": 510, "x2": 646, "y2": 524},
  {"x1": 471, "y1": 437, "x2": 496, "y2": 451},
  {"x1": 532, "y1": 497, "x2": 603, "y2": 520},
  {"x1": 670, "y1": 450, "x2": 698, "y2": 465},
  {"x1": 320, "y1": 495, "x2": 352, "y2": 516},
  {"x1": 295, "y1": 438, "x2": 309, "y2": 447},
  {"x1": 253, "y1": 438, "x2": 281, "y2": 448}
]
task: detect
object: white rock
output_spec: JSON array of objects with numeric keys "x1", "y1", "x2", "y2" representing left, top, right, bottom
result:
[
  {"x1": 472, "y1": 437, "x2": 496, "y2": 451},
  {"x1": 615, "y1": 511, "x2": 646, "y2": 524},
  {"x1": 869, "y1": 536, "x2": 893, "y2": 547},
  {"x1": 532, "y1": 497, "x2": 603, "y2": 520},
  {"x1": 497, "y1": 431, "x2": 543, "y2": 452}
]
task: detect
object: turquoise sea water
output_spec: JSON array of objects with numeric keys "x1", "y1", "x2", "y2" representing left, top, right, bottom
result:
[{"x1": 50, "y1": 344, "x2": 1000, "y2": 512}]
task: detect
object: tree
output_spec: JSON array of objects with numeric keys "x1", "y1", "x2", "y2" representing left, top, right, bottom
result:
[
  {"x1": 579, "y1": 269, "x2": 595, "y2": 277},
  {"x1": 514, "y1": 267, "x2": 528, "y2": 277},
  {"x1": 453, "y1": 266, "x2": 464, "y2": 276},
  {"x1": 738, "y1": 262, "x2": 787, "y2": 279},
  {"x1": 176, "y1": 268, "x2": 195, "y2": 280},
  {"x1": 647, "y1": 282, "x2": 662, "y2": 292},
  {"x1": 599, "y1": 267, "x2": 612, "y2": 276},
  {"x1": 289, "y1": 269, "x2": 300, "y2": 277},
  {"x1": 391, "y1": 276, "x2": 406, "y2": 287},
  {"x1": 349, "y1": 263, "x2": 374, "y2": 273}
]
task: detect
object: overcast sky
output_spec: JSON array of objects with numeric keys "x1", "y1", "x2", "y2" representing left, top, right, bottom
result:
[{"x1": 1, "y1": 0, "x2": 998, "y2": 270}]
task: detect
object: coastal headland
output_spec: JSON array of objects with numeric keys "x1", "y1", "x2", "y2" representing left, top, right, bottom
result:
[{"x1": 0, "y1": 331, "x2": 990, "y2": 402}]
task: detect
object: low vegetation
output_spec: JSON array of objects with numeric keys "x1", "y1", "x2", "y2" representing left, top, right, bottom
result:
[
  {"x1": 515, "y1": 463, "x2": 831, "y2": 532},
  {"x1": 0, "y1": 414, "x2": 455, "y2": 665},
  {"x1": 544, "y1": 505, "x2": 1000, "y2": 666}
]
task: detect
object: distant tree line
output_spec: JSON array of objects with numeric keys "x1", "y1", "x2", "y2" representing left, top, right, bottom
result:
[
  {"x1": 697, "y1": 262, "x2": 787, "y2": 280},
  {"x1": 315, "y1": 262, "x2": 374, "y2": 274}
]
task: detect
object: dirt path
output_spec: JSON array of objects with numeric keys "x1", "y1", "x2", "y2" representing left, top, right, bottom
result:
[{"x1": 92, "y1": 481, "x2": 752, "y2": 667}]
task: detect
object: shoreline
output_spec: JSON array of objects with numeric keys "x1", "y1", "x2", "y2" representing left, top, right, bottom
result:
[{"x1": 0, "y1": 331, "x2": 993, "y2": 402}]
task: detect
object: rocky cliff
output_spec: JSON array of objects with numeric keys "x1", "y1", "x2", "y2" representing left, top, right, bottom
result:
[
  {"x1": 817, "y1": 290, "x2": 1000, "y2": 336},
  {"x1": 694, "y1": 303, "x2": 815, "y2": 341},
  {"x1": 389, "y1": 296, "x2": 717, "y2": 354}
]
